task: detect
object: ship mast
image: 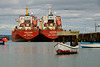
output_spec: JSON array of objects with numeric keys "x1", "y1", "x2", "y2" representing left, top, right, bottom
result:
[
  {"x1": 48, "y1": 6, "x2": 53, "y2": 16},
  {"x1": 26, "y1": 5, "x2": 28, "y2": 15},
  {"x1": 49, "y1": 6, "x2": 51, "y2": 15}
]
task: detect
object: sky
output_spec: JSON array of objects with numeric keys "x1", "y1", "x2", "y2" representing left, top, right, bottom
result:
[{"x1": 0, "y1": 0, "x2": 100, "y2": 35}]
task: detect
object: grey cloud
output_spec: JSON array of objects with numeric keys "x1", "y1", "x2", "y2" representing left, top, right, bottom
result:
[
  {"x1": 0, "y1": 0, "x2": 100, "y2": 34},
  {"x1": 0, "y1": 0, "x2": 99, "y2": 9}
]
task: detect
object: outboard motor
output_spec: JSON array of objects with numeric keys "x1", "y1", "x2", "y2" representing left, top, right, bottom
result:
[{"x1": 70, "y1": 42, "x2": 77, "y2": 46}]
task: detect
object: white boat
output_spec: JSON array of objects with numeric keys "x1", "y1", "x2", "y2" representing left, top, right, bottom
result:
[
  {"x1": 80, "y1": 42, "x2": 100, "y2": 48},
  {"x1": 54, "y1": 31, "x2": 79, "y2": 54},
  {"x1": 54, "y1": 42, "x2": 79, "y2": 54}
]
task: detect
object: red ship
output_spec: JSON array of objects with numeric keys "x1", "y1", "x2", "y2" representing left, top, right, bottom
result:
[
  {"x1": 39, "y1": 7, "x2": 63, "y2": 41},
  {"x1": 12, "y1": 7, "x2": 39, "y2": 42}
]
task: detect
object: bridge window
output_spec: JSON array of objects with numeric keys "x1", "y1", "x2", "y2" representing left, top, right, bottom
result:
[{"x1": 25, "y1": 20, "x2": 30, "y2": 23}]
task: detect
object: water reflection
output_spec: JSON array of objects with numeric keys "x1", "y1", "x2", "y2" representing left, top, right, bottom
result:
[
  {"x1": 56, "y1": 53, "x2": 78, "y2": 56},
  {"x1": 14, "y1": 46, "x2": 37, "y2": 54},
  {"x1": 0, "y1": 41, "x2": 100, "y2": 67}
]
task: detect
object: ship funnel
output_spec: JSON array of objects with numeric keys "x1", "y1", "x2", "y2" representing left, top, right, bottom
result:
[{"x1": 26, "y1": 5, "x2": 28, "y2": 15}]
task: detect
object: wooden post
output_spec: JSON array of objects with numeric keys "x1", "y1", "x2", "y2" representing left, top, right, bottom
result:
[
  {"x1": 70, "y1": 36, "x2": 72, "y2": 46},
  {"x1": 62, "y1": 37, "x2": 65, "y2": 43},
  {"x1": 76, "y1": 33, "x2": 78, "y2": 45}
]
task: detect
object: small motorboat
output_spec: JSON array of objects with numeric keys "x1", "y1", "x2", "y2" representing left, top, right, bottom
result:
[
  {"x1": 54, "y1": 30, "x2": 79, "y2": 54},
  {"x1": 80, "y1": 42, "x2": 100, "y2": 48},
  {"x1": 54, "y1": 42, "x2": 79, "y2": 54},
  {"x1": 0, "y1": 38, "x2": 8, "y2": 45}
]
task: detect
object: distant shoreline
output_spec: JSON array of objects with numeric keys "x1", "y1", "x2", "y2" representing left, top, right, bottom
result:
[{"x1": 0, "y1": 35, "x2": 11, "y2": 40}]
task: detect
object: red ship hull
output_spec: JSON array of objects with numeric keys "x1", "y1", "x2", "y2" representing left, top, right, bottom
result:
[
  {"x1": 12, "y1": 30, "x2": 39, "y2": 42},
  {"x1": 40, "y1": 30, "x2": 63, "y2": 39}
]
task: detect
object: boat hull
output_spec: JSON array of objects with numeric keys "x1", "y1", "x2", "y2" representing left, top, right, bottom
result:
[
  {"x1": 0, "y1": 40, "x2": 4, "y2": 45},
  {"x1": 54, "y1": 42, "x2": 79, "y2": 54},
  {"x1": 40, "y1": 30, "x2": 63, "y2": 39},
  {"x1": 80, "y1": 42, "x2": 100, "y2": 48},
  {"x1": 12, "y1": 30, "x2": 39, "y2": 42}
]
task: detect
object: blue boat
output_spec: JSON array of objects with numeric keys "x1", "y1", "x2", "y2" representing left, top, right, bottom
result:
[
  {"x1": 0, "y1": 41, "x2": 4, "y2": 45},
  {"x1": 80, "y1": 42, "x2": 100, "y2": 48}
]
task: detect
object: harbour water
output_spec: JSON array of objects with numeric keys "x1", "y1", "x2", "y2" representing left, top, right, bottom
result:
[{"x1": 0, "y1": 40, "x2": 100, "y2": 67}]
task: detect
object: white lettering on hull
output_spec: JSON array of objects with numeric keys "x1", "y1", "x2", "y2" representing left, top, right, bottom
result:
[
  {"x1": 48, "y1": 34, "x2": 57, "y2": 36},
  {"x1": 24, "y1": 32, "x2": 33, "y2": 36},
  {"x1": 24, "y1": 32, "x2": 33, "y2": 33},
  {"x1": 48, "y1": 31, "x2": 57, "y2": 36},
  {"x1": 49, "y1": 31, "x2": 57, "y2": 33}
]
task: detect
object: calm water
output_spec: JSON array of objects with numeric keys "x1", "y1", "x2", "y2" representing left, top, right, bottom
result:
[{"x1": 0, "y1": 40, "x2": 100, "y2": 67}]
